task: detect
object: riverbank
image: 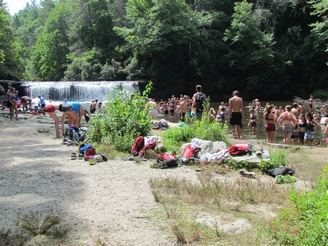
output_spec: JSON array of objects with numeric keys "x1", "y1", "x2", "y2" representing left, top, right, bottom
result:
[{"x1": 0, "y1": 113, "x2": 326, "y2": 245}]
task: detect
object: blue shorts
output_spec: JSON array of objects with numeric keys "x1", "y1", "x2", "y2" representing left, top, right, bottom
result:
[{"x1": 304, "y1": 130, "x2": 315, "y2": 139}]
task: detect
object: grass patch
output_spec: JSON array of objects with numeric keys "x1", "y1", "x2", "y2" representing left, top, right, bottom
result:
[
  {"x1": 267, "y1": 164, "x2": 328, "y2": 245},
  {"x1": 148, "y1": 164, "x2": 293, "y2": 245}
]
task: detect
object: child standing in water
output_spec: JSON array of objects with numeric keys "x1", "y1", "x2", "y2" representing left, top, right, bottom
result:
[{"x1": 248, "y1": 109, "x2": 257, "y2": 134}]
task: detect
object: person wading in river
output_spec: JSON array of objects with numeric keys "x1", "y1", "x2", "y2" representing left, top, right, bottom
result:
[{"x1": 228, "y1": 90, "x2": 244, "y2": 139}]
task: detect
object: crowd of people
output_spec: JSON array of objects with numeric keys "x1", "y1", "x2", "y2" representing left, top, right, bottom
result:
[
  {"x1": 1, "y1": 82, "x2": 328, "y2": 145},
  {"x1": 250, "y1": 99, "x2": 328, "y2": 145}
]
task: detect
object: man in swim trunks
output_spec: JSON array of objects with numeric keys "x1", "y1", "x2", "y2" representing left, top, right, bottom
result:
[{"x1": 228, "y1": 90, "x2": 244, "y2": 139}]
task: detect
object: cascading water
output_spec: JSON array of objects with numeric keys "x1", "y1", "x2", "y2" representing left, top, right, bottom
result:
[{"x1": 21, "y1": 81, "x2": 140, "y2": 102}]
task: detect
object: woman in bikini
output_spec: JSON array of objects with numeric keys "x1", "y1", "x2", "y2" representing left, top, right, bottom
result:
[
  {"x1": 277, "y1": 105, "x2": 297, "y2": 144},
  {"x1": 263, "y1": 105, "x2": 276, "y2": 142},
  {"x1": 304, "y1": 112, "x2": 320, "y2": 145},
  {"x1": 8, "y1": 88, "x2": 19, "y2": 121},
  {"x1": 298, "y1": 114, "x2": 307, "y2": 145}
]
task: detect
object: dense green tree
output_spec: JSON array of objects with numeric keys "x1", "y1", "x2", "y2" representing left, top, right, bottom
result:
[
  {"x1": 114, "y1": 0, "x2": 222, "y2": 98},
  {"x1": 31, "y1": 3, "x2": 71, "y2": 80},
  {"x1": 223, "y1": 0, "x2": 275, "y2": 97},
  {"x1": 64, "y1": 0, "x2": 121, "y2": 81},
  {"x1": 310, "y1": 0, "x2": 328, "y2": 65},
  {"x1": 0, "y1": 1, "x2": 24, "y2": 80},
  {"x1": 4, "y1": 0, "x2": 328, "y2": 99}
]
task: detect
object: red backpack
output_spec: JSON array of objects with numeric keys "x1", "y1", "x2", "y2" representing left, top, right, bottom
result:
[
  {"x1": 131, "y1": 136, "x2": 145, "y2": 156},
  {"x1": 181, "y1": 144, "x2": 201, "y2": 159},
  {"x1": 157, "y1": 152, "x2": 178, "y2": 168},
  {"x1": 228, "y1": 142, "x2": 251, "y2": 156},
  {"x1": 131, "y1": 136, "x2": 157, "y2": 156}
]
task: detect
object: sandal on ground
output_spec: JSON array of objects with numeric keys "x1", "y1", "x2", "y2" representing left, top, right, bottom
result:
[{"x1": 71, "y1": 153, "x2": 77, "y2": 160}]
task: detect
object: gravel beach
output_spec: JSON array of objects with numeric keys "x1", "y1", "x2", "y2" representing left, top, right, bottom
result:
[{"x1": 0, "y1": 114, "x2": 199, "y2": 245}]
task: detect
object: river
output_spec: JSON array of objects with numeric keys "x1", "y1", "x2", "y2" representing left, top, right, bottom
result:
[{"x1": 160, "y1": 101, "x2": 327, "y2": 144}]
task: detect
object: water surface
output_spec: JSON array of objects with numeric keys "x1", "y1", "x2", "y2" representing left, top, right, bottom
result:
[{"x1": 160, "y1": 101, "x2": 326, "y2": 144}]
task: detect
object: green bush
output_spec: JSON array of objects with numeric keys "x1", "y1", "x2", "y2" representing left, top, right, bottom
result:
[
  {"x1": 87, "y1": 82, "x2": 153, "y2": 152},
  {"x1": 224, "y1": 159, "x2": 250, "y2": 170},
  {"x1": 161, "y1": 98, "x2": 229, "y2": 152},
  {"x1": 269, "y1": 164, "x2": 328, "y2": 245},
  {"x1": 258, "y1": 150, "x2": 287, "y2": 172}
]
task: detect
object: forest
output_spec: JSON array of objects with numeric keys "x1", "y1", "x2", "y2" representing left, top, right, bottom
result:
[{"x1": 0, "y1": 0, "x2": 327, "y2": 100}]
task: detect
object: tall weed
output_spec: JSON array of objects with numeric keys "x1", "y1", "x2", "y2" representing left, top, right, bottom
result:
[{"x1": 87, "y1": 82, "x2": 153, "y2": 152}]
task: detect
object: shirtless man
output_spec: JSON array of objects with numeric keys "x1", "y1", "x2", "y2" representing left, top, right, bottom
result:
[
  {"x1": 254, "y1": 99, "x2": 261, "y2": 114},
  {"x1": 291, "y1": 102, "x2": 299, "y2": 118},
  {"x1": 90, "y1": 100, "x2": 97, "y2": 114},
  {"x1": 228, "y1": 90, "x2": 244, "y2": 139},
  {"x1": 309, "y1": 95, "x2": 313, "y2": 113},
  {"x1": 145, "y1": 98, "x2": 158, "y2": 118},
  {"x1": 179, "y1": 95, "x2": 189, "y2": 121},
  {"x1": 20, "y1": 96, "x2": 32, "y2": 112}
]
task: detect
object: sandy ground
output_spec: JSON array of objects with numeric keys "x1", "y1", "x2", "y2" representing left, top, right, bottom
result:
[
  {"x1": 0, "y1": 113, "x2": 323, "y2": 245},
  {"x1": 0, "y1": 114, "x2": 203, "y2": 245}
]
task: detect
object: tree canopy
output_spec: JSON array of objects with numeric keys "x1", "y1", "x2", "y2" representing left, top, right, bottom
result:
[{"x1": 1, "y1": 0, "x2": 328, "y2": 100}]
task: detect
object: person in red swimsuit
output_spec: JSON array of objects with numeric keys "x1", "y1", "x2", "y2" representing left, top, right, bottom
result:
[
  {"x1": 45, "y1": 104, "x2": 62, "y2": 138},
  {"x1": 263, "y1": 105, "x2": 276, "y2": 142}
]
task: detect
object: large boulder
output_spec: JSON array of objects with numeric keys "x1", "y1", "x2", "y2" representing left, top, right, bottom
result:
[{"x1": 180, "y1": 140, "x2": 227, "y2": 158}]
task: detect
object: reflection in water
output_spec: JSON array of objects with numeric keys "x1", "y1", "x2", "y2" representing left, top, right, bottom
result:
[{"x1": 159, "y1": 101, "x2": 326, "y2": 144}]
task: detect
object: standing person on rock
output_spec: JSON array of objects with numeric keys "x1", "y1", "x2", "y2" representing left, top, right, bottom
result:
[{"x1": 228, "y1": 90, "x2": 244, "y2": 139}]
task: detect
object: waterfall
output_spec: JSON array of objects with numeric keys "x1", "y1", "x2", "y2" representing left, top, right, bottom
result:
[{"x1": 21, "y1": 81, "x2": 140, "y2": 102}]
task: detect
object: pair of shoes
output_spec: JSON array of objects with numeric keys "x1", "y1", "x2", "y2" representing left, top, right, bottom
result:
[
  {"x1": 78, "y1": 153, "x2": 84, "y2": 160},
  {"x1": 275, "y1": 175, "x2": 284, "y2": 184},
  {"x1": 283, "y1": 174, "x2": 296, "y2": 183},
  {"x1": 67, "y1": 141, "x2": 78, "y2": 146},
  {"x1": 71, "y1": 153, "x2": 77, "y2": 160}
]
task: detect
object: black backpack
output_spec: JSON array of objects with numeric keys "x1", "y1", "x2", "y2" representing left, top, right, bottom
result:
[
  {"x1": 195, "y1": 93, "x2": 206, "y2": 112},
  {"x1": 267, "y1": 167, "x2": 295, "y2": 177}
]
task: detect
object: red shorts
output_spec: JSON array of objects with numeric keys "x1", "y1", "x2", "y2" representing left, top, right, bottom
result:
[
  {"x1": 265, "y1": 123, "x2": 275, "y2": 132},
  {"x1": 45, "y1": 105, "x2": 55, "y2": 113}
]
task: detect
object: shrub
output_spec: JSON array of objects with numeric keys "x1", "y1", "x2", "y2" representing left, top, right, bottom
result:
[
  {"x1": 87, "y1": 82, "x2": 153, "y2": 152},
  {"x1": 224, "y1": 159, "x2": 250, "y2": 170},
  {"x1": 258, "y1": 149, "x2": 288, "y2": 172},
  {"x1": 268, "y1": 164, "x2": 328, "y2": 245},
  {"x1": 161, "y1": 97, "x2": 229, "y2": 152}
]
